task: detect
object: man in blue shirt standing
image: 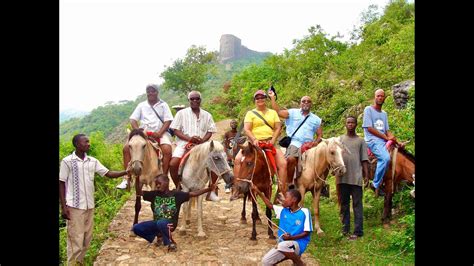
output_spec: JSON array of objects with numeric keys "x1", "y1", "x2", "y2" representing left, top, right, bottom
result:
[
  {"x1": 362, "y1": 89, "x2": 404, "y2": 196},
  {"x1": 252, "y1": 185, "x2": 313, "y2": 266},
  {"x1": 269, "y1": 91, "x2": 323, "y2": 185}
]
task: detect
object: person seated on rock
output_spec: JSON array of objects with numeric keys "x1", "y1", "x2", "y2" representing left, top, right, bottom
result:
[{"x1": 133, "y1": 174, "x2": 216, "y2": 251}]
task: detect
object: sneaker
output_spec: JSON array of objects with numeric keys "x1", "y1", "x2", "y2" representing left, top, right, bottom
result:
[
  {"x1": 348, "y1": 234, "x2": 360, "y2": 241},
  {"x1": 225, "y1": 188, "x2": 231, "y2": 193},
  {"x1": 167, "y1": 243, "x2": 177, "y2": 252},
  {"x1": 116, "y1": 179, "x2": 128, "y2": 189},
  {"x1": 206, "y1": 191, "x2": 220, "y2": 202}
]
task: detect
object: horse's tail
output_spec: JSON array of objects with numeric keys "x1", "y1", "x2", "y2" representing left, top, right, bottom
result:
[
  {"x1": 335, "y1": 176, "x2": 342, "y2": 210},
  {"x1": 190, "y1": 197, "x2": 197, "y2": 208}
]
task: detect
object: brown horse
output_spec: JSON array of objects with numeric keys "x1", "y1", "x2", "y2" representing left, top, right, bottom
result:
[
  {"x1": 367, "y1": 146, "x2": 415, "y2": 224},
  {"x1": 229, "y1": 140, "x2": 280, "y2": 241},
  {"x1": 295, "y1": 137, "x2": 347, "y2": 236},
  {"x1": 123, "y1": 129, "x2": 163, "y2": 230}
]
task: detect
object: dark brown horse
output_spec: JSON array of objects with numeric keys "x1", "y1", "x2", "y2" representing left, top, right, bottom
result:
[
  {"x1": 229, "y1": 140, "x2": 281, "y2": 241},
  {"x1": 367, "y1": 146, "x2": 415, "y2": 224}
]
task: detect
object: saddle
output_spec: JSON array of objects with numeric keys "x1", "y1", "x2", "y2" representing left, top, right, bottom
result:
[{"x1": 177, "y1": 142, "x2": 197, "y2": 179}]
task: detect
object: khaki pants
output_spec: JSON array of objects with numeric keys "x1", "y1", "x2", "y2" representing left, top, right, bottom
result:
[{"x1": 66, "y1": 207, "x2": 94, "y2": 265}]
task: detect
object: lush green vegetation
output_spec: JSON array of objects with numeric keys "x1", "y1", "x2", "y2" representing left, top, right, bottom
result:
[
  {"x1": 59, "y1": 0, "x2": 414, "y2": 263},
  {"x1": 59, "y1": 132, "x2": 131, "y2": 265}
]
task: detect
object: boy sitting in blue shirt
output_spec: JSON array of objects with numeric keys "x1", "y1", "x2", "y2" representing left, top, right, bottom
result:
[{"x1": 252, "y1": 184, "x2": 313, "y2": 266}]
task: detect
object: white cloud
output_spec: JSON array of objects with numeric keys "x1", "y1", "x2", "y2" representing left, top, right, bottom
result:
[{"x1": 60, "y1": 0, "x2": 389, "y2": 111}]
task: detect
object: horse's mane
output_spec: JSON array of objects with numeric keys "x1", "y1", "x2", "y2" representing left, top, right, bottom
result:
[
  {"x1": 187, "y1": 141, "x2": 224, "y2": 163},
  {"x1": 129, "y1": 129, "x2": 146, "y2": 141},
  {"x1": 399, "y1": 148, "x2": 415, "y2": 163}
]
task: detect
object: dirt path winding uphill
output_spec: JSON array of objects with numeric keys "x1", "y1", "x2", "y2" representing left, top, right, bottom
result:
[{"x1": 93, "y1": 119, "x2": 319, "y2": 265}]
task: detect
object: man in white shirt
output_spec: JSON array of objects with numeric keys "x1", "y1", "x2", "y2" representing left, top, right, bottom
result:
[
  {"x1": 169, "y1": 90, "x2": 217, "y2": 190},
  {"x1": 59, "y1": 134, "x2": 128, "y2": 265},
  {"x1": 117, "y1": 84, "x2": 174, "y2": 189}
]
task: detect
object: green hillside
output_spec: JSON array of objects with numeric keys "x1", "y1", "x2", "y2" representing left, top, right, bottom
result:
[{"x1": 60, "y1": 54, "x2": 270, "y2": 143}]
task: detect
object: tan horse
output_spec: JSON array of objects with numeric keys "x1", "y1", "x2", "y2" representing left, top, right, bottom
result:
[
  {"x1": 295, "y1": 137, "x2": 347, "y2": 236},
  {"x1": 124, "y1": 129, "x2": 163, "y2": 228}
]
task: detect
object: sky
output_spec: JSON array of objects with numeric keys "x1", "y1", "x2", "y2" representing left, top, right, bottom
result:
[{"x1": 60, "y1": 0, "x2": 391, "y2": 112}]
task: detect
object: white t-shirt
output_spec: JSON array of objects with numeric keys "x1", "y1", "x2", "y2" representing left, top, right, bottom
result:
[
  {"x1": 129, "y1": 100, "x2": 173, "y2": 132},
  {"x1": 59, "y1": 152, "x2": 109, "y2": 210},
  {"x1": 170, "y1": 107, "x2": 217, "y2": 148}
]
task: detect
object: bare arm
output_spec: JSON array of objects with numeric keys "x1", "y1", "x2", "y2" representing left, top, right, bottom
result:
[
  {"x1": 130, "y1": 119, "x2": 140, "y2": 130},
  {"x1": 362, "y1": 160, "x2": 369, "y2": 183},
  {"x1": 189, "y1": 183, "x2": 216, "y2": 197},
  {"x1": 201, "y1": 132, "x2": 213, "y2": 143},
  {"x1": 154, "y1": 121, "x2": 172, "y2": 138},
  {"x1": 282, "y1": 231, "x2": 310, "y2": 241},
  {"x1": 313, "y1": 126, "x2": 323, "y2": 146},
  {"x1": 105, "y1": 170, "x2": 128, "y2": 179},
  {"x1": 173, "y1": 129, "x2": 191, "y2": 142},
  {"x1": 269, "y1": 91, "x2": 289, "y2": 118},
  {"x1": 59, "y1": 181, "x2": 70, "y2": 220}
]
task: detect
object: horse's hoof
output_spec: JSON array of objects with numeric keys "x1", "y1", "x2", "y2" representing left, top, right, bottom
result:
[
  {"x1": 240, "y1": 219, "x2": 247, "y2": 224},
  {"x1": 197, "y1": 232, "x2": 207, "y2": 239},
  {"x1": 268, "y1": 234, "x2": 276, "y2": 240},
  {"x1": 383, "y1": 223, "x2": 390, "y2": 229},
  {"x1": 186, "y1": 220, "x2": 191, "y2": 225},
  {"x1": 249, "y1": 238, "x2": 258, "y2": 244},
  {"x1": 255, "y1": 219, "x2": 262, "y2": 225},
  {"x1": 129, "y1": 230, "x2": 136, "y2": 237},
  {"x1": 317, "y1": 231, "x2": 325, "y2": 237}
]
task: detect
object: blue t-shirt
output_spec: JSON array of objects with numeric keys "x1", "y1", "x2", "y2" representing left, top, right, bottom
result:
[
  {"x1": 285, "y1": 109, "x2": 321, "y2": 148},
  {"x1": 362, "y1": 106, "x2": 389, "y2": 143},
  {"x1": 274, "y1": 205, "x2": 313, "y2": 254}
]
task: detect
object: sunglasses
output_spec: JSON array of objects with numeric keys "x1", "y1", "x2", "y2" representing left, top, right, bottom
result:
[
  {"x1": 301, "y1": 100, "x2": 312, "y2": 103},
  {"x1": 189, "y1": 97, "x2": 201, "y2": 101},
  {"x1": 255, "y1": 96, "x2": 267, "y2": 100}
]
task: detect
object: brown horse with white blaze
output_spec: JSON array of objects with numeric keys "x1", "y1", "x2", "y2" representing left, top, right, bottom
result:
[
  {"x1": 230, "y1": 140, "x2": 281, "y2": 241},
  {"x1": 295, "y1": 137, "x2": 347, "y2": 236}
]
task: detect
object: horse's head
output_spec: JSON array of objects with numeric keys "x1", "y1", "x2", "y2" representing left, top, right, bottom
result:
[
  {"x1": 324, "y1": 137, "x2": 347, "y2": 177},
  {"x1": 230, "y1": 140, "x2": 266, "y2": 201},
  {"x1": 207, "y1": 140, "x2": 234, "y2": 187},
  {"x1": 128, "y1": 129, "x2": 148, "y2": 176}
]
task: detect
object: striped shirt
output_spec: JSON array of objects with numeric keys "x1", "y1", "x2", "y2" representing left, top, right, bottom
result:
[
  {"x1": 59, "y1": 152, "x2": 109, "y2": 210},
  {"x1": 129, "y1": 99, "x2": 173, "y2": 132},
  {"x1": 170, "y1": 107, "x2": 217, "y2": 147}
]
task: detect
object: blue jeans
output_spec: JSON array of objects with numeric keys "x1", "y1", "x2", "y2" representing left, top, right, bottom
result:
[
  {"x1": 132, "y1": 219, "x2": 173, "y2": 246},
  {"x1": 367, "y1": 140, "x2": 390, "y2": 189}
]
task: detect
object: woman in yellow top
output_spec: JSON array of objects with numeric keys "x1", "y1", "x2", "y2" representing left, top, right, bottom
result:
[{"x1": 233, "y1": 89, "x2": 288, "y2": 191}]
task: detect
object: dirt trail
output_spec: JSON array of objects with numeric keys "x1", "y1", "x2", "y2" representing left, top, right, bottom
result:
[{"x1": 94, "y1": 119, "x2": 319, "y2": 265}]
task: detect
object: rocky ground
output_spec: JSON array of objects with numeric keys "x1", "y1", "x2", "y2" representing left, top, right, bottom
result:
[{"x1": 94, "y1": 119, "x2": 319, "y2": 265}]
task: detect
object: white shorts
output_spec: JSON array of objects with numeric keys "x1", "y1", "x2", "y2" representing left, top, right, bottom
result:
[
  {"x1": 159, "y1": 132, "x2": 173, "y2": 146},
  {"x1": 262, "y1": 241, "x2": 300, "y2": 265},
  {"x1": 172, "y1": 143, "x2": 187, "y2": 158}
]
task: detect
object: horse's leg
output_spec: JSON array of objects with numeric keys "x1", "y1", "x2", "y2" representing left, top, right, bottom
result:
[
  {"x1": 131, "y1": 177, "x2": 143, "y2": 236},
  {"x1": 197, "y1": 194, "x2": 206, "y2": 238},
  {"x1": 382, "y1": 192, "x2": 394, "y2": 226},
  {"x1": 178, "y1": 201, "x2": 188, "y2": 235},
  {"x1": 240, "y1": 192, "x2": 247, "y2": 224},
  {"x1": 250, "y1": 197, "x2": 258, "y2": 241},
  {"x1": 266, "y1": 205, "x2": 275, "y2": 239},
  {"x1": 312, "y1": 188, "x2": 324, "y2": 236},
  {"x1": 122, "y1": 143, "x2": 131, "y2": 191}
]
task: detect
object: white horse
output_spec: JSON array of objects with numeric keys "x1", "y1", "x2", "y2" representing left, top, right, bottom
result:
[
  {"x1": 295, "y1": 137, "x2": 347, "y2": 236},
  {"x1": 178, "y1": 140, "x2": 234, "y2": 238}
]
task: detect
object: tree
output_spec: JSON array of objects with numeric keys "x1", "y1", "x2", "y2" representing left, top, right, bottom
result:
[{"x1": 160, "y1": 45, "x2": 218, "y2": 96}]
